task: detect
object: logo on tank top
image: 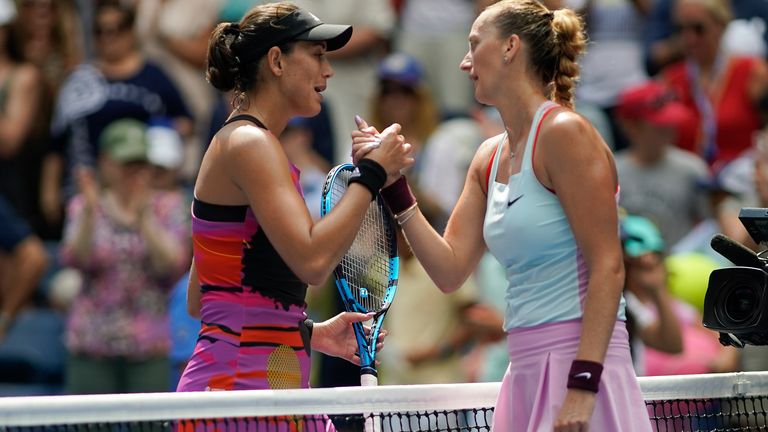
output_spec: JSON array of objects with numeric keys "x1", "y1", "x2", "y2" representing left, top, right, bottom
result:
[{"x1": 507, "y1": 194, "x2": 524, "y2": 207}]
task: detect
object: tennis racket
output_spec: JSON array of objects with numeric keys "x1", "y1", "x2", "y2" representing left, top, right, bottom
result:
[{"x1": 320, "y1": 163, "x2": 399, "y2": 390}]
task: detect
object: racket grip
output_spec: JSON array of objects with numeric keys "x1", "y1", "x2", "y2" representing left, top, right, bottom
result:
[
  {"x1": 360, "y1": 373, "x2": 378, "y2": 387},
  {"x1": 362, "y1": 372, "x2": 381, "y2": 432}
]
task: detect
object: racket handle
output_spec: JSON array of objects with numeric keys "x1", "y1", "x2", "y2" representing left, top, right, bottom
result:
[
  {"x1": 361, "y1": 369, "x2": 380, "y2": 432},
  {"x1": 360, "y1": 373, "x2": 378, "y2": 387}
]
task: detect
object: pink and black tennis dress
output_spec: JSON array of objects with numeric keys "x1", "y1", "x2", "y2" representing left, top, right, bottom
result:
[
  {"x1": 483, "y1": 102, "x2": 652, "y2": 431},
  {"x1": 177, "y1": 115, "x2": 313, "y2": 393}
]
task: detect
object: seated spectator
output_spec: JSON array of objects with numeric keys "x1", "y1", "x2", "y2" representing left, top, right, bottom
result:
[
  {"x1": 368, "y1": 52, "x2": 442, "y2": 226},
  {"x1": 40, "y1": 1, "x2": 192, "y2": 231},
  {"x1": 659, "y1": 0, "x2": 768, "y2": 169},
  {"x1": 620, "y1": 214, "x2": 738, "y2": 376},
  {"x1": 0, "y1": 196, "x2": 48, "y2": 341},
  {"x1": 614, "y1": 80, "x2": 710, "y2": 249},
  {"x1": 620, "y1": 214, "x2": 683, "y2": 376},
  {"x1": 0, "y1": 0, "x2": 50, "y2": 239}
]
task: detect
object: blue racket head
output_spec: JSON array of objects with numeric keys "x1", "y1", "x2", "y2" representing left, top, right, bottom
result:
[{"x1": 320, "y1": 164, "x2": 399, "y2": 371}]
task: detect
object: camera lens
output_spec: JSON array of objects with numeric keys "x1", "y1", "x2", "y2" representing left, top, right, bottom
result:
[{"x1": 724, "y1": 285, "x2": 759, "y2": 324}]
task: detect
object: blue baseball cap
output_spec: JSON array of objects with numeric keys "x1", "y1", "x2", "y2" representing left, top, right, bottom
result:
[{"x1": 377, "y1": 53, "x2": 423, "y2": 87}]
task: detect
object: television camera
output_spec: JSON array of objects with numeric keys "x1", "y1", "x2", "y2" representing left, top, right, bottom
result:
[{"x1": 703, "y1": 208, "x2": 768, "y2": 347}]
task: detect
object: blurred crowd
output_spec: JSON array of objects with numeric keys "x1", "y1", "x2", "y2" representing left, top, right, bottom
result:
[{"x1": 1, "y1": 0, "x2": 768, "y2": 396}]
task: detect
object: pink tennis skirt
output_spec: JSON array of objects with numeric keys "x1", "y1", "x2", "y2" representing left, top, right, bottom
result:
[{"x1": 492, "y1": 320, "x2": 652, "y2": 431}]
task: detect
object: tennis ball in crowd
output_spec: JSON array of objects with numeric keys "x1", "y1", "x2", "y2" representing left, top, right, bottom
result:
[{"x1": 665, "y1": 252, "x2": 721, "y2": 313}]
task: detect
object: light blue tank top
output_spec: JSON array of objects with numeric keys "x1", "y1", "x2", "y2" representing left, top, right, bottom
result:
[{"x1": 482, "y1": 101, "x2": 626, "y2": 330}]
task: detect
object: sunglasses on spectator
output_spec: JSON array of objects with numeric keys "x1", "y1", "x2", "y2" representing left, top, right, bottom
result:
[
  {"x1": 674, "y1": 21, "x2": 708, "y2": 36},
  {"x1": 94, "y1": 22, "x2": 130, "y2": 38}
]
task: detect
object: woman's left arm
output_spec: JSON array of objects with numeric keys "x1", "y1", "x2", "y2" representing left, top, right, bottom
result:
[{"x1": 538, "y1": 111, "x2": 625, "y2": 430}]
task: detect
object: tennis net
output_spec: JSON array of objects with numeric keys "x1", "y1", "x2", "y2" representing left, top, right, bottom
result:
[{"x1": 1, "y1": 372, "x2": 768, "y2": 431}]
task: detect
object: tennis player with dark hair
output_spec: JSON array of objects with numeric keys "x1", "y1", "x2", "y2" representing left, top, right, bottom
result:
[
  {"x1": 176, "y1": 2, "x2": 412, "y2": 394},
  {"x1": 353, "y1": 1, "x2": 651, "y2": 430}
]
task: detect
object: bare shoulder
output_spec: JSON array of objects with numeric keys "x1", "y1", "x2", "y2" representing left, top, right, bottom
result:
[
  {"x1": 538, "y1": 108, "x2": 611, "y2": 159},
  {"x1": 225, "y1": 122, "x2": 293, "y2": 181}
]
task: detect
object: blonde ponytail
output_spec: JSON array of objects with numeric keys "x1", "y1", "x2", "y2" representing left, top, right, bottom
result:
[{"x1": 550, "y1": 8, "x2": 586, "y2": 109}]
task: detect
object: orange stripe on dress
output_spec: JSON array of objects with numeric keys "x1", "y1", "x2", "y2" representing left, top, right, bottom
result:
[
  {"x1": 200, "y1": 324, "x2": 240, "y2": 338},
  {"x1": 207, "y1": 373, "x2": 235, "y2": 390},
  {"x1": 233, "y1": 369, "x2": 269, "y2": 380},
  {"x1": 242, "y1": 328, "x2": 304, "y2": 346},
  {"x1": 194, "y1": 253, "x2": 242, "y2": 286}
]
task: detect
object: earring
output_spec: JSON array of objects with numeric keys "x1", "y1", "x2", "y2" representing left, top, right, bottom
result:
[
  {"x1": 503, "y1": 56, "x2": 510, "y2": 64},
  {"x1": 233, "y1": 91, "x2": 250, "y2": 111}
]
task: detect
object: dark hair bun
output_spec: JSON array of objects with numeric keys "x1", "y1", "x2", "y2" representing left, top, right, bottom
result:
[{"x1": 206, "y1": 22, "x2": 241, "y2": 91}]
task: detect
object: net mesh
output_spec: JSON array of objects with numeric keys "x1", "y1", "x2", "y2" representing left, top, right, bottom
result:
[{"x1": 4, "y1": 373, "x2": 768, "y2": 431}]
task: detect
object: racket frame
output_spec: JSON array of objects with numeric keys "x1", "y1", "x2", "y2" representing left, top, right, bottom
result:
[{"x1": 319, "y1": 163, "x2": 399, "y2": 379}]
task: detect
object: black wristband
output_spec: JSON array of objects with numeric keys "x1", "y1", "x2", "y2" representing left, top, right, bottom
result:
[
  {"x1": 348, "y1": 159, "x2": 387, "y2": 200},
  {"x1": 566, "y1": 359, "x2": 603, "y2": 393}
]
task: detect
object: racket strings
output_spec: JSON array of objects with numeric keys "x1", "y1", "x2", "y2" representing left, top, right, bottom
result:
[
  {"x1": 340, "y1": 203, "x2": 393, "y2": 311},
  {"x1": 329, "y1": 171, "x2": 395, "y2": 313}
]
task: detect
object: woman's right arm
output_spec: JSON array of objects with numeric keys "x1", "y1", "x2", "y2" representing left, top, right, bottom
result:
[
  {"x1": 394, "y1": 144, "x2": 492, "y2": 292},
  {"x1": 352, "y1": 131, "x2": 496, "y2": 292},
  {"x1": 227, "y1": 124, "x2": 412, "y2": 286}
]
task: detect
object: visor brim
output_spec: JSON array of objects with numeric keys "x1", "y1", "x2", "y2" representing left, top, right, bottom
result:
[{"x1": 295, "y1": 24, "x2": 353, "y2": 51}]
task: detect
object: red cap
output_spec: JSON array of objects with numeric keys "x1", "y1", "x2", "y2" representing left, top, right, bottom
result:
[{"x1": 616, "y1": 81, "x2": 693, "y2": 127}]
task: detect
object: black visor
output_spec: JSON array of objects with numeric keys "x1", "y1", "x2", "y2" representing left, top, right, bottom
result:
[{"x1": 238, "y1": 9, "x2": 352, "y2": 64}]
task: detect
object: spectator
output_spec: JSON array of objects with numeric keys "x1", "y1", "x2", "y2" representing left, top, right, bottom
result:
[
  {"x1": 619, "y1": 214, "x2": 739, "y2": 378},
  {"x1": 614, "y1": 80, "x2": 710, "y2": 249},
  {"x1": 619, "y1": 214, "x2": 683, "y2": 376},
  {"x1": 146, "y1": 118, "x2": 187, "y2": 192},
  {"x1": 368, "y1": 52, "x2": 442, "y2": 225},
  {"x1": 40, "y1": 0, "x2": 192, "y2": 230},
  {"x1": 660, "y1": 0, "x2": 768, "y2": 169},
  {"x1": 0, "y1": 196, "x2": 48, "y2": 342},
  {"x1": 394, "y1": 0, "x2": 478, "y2": 117},
  {"x1": 136, "y1": 0, "x2": 223, "y2": 181},
  {"x1": 575, "y1": 0, "x2": 652, "y2": 152},
  {"x1": 14, "y1": 0, "x2": 83, "y2": 93},
  {"x1": 0, "y1": 0, "x2": 48, "y2": 238},
  {"x1": 59, "y1": 119, "x2": 189, "y2": 394},
  {"x1": 645, "y1": 0, "x2": 768, "y2": 76}
]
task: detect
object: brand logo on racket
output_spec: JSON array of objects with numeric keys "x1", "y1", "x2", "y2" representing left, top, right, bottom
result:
[
  {"x1": 573, "y1": 372, "x2": 592, "y2": 380},
  {"x1": 507, "y1": 194, "x2": 524, "y2": 207},
  {"x1": 360, "y1": 287, "x2": 369, "y2": 298}
]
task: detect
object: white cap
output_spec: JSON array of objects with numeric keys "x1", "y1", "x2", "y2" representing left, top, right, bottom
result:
[
  {"x1": 147, "y1": 123, "x2": 184, "y2": 169},
  {"x1": 0, "y1": 0, "x2": 16, "y2": 26}
]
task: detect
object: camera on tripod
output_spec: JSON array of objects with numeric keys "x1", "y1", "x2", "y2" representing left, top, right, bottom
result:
[{"x1": 703, "y1": 208, "x2": 768, "y2": 347}]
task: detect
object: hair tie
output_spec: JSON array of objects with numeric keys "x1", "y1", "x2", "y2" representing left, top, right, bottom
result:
[{"x1": 224, "y1": 22, "x2": 241, "y2": 37}]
